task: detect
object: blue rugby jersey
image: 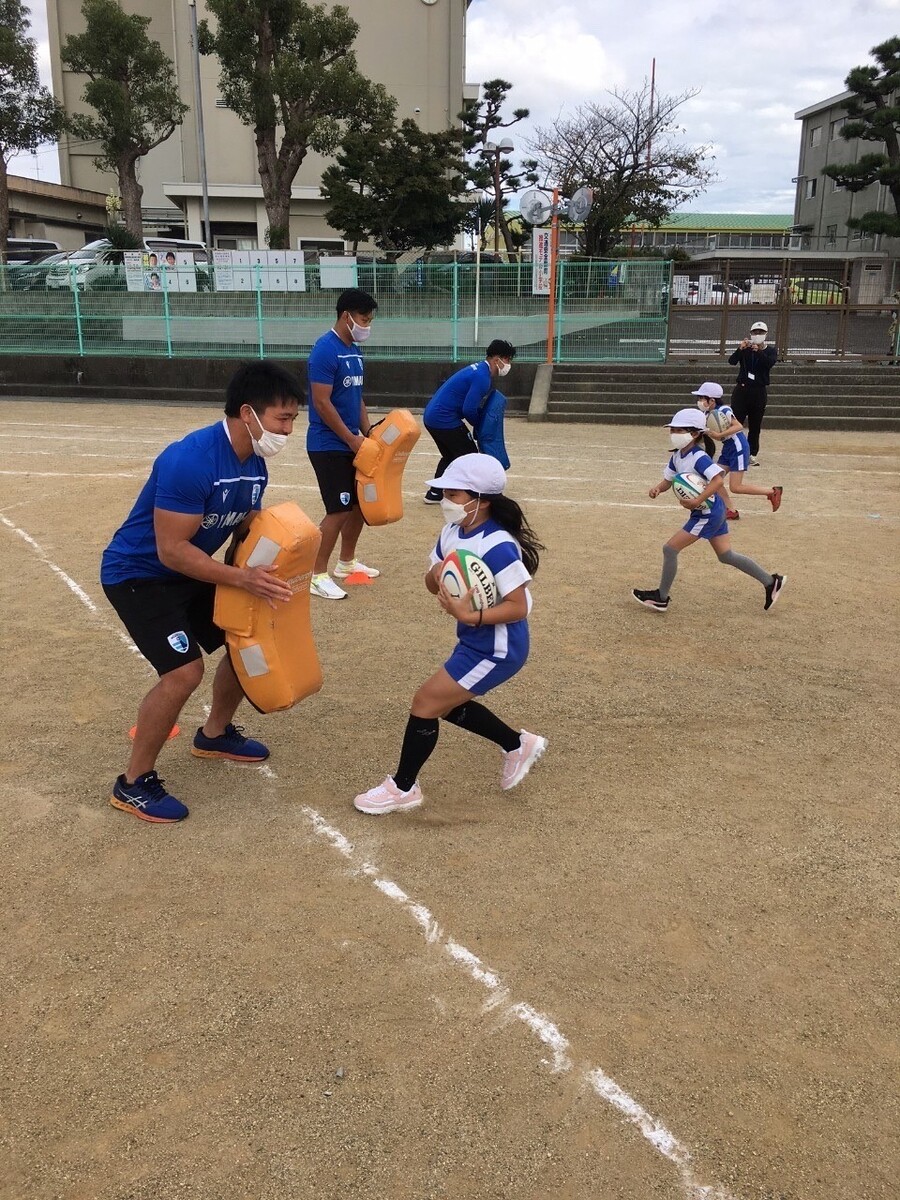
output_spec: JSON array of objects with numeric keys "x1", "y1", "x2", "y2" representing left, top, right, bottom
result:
[
  {"x1": 713, "y1": 403, "x2": 750, "y2": 459},
  {"x1": 423, "y1": 360, "x2": 495, "y2": 429},
  {"x1": 306, "y1": 329, "x2": 365, "y2": 452},
  {"x1": 430, "y1": 517, "x2": 531, "y2": 661},
  {"x1": 664, "y1": 444, "x2": 726, "y2": 522},
  {"x1": 101, "y1": 421, "x2": 266, "y2": 584}
]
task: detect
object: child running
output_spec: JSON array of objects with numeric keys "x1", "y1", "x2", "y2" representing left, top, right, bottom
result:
[
  {"x1": 632, "y1": 408, "x2": 786, "y2": 613},
  {"x1": 354, "y1": 453, "x2": 547, "y2": 815},
  {"x1": 692, "y1": 381, "x2": 783, "y2": 519}
]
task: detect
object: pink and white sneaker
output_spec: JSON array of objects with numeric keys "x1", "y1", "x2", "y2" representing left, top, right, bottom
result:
[
  {"x1": 354, "y1": 776, "x2": 424, "y2": 815},
  {"x1": 500, "y1": 731, "x2": 548, "y2": 791}
]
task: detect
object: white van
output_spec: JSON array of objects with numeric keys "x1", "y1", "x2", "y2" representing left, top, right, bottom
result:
[{"x1": 4, "y1": 237, "x2": 63, "y2": 265}]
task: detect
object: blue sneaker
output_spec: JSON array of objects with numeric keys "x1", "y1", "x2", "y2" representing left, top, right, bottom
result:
[
  {"x1": 110, "y1": 772, "x2": 188, "y2": 823},
  {"x1": 191, "y1": 723, "x2": 269, "y2": 762}
]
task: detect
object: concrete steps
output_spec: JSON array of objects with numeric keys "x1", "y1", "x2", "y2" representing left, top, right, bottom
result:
[{"x1": 541, "y1": 362, "x2": 900, "y2": 429}]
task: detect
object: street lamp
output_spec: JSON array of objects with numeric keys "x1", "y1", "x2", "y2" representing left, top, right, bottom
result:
[
  {"x1": 470, "y1": 188, "x2": 486, "y2": 346},
  {"x1": 482, "y1": 137, "x2": 513, "y2": 256},
  {"x1": 188, "y1": 0, "x2": 211, "y2": 247}
]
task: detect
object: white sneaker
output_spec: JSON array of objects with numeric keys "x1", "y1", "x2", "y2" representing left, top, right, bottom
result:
[
  {"x1": 500, "y1": 731, "x2": 548, "y2": 791},
  {"x1": 310, "y1": 573, "x2": 347, "y2": 600},
  {"x1": 749, "y1": 455, "x2": 761, "y2": 467},
  {"x1": 354, "y1": 776, "x2": 424, "y2": 815},
  {"x1": 333, "y1": 559, "x2": 381, "y2": 579}
]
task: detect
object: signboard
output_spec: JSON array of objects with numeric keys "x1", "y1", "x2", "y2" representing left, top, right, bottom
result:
[{"x1": 532, "y1": 228, "x2": 552, "y2": 295}]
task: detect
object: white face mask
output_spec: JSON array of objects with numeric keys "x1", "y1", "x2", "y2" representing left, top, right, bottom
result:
[
  {"x1": 440, "y1": 496, "x2": 478, "y2": 526},
  {"x1": 670, "y1": 431, "x2": 695, "y2": 450},
  {"x1": 750, "y1": 333, "x2": 766, "y2": 345},
  {"x1": 497, "y1": 360, "x2": 511, "y2": 377},
  {"x1": 245, "y1": 408, "x2": 288, "y2": 459},
  {"x1": 348, "y1": 315, "x2": 372, "y2": 343}
]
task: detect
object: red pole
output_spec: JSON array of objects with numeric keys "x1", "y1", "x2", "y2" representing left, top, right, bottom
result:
[{"x1": 545, "y1": 187, "x2": 560, "y2": 364}]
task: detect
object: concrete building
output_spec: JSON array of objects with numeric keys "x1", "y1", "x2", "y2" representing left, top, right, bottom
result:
[
  {"x1": 47, "y1": 0, "x2": 473, "y2": 250},
  {"x1": 4, "y1": 174, "x2": 107, "y2": 248},
  {"x1": 793, "y1": 91, "x2": 900, "y2": 298}
]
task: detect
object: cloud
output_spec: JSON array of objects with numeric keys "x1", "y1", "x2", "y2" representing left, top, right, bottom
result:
[{"x1": 466, "y1": 0, "x2": 900, "y2": 213}]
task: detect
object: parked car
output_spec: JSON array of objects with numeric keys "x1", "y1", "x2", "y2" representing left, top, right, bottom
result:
[
  {"x1": 787, "y1": 276, "x2": 846, "y2": 304},
  {"x1": 45, "y1": 237, "x2": 208, "y2": 291},
  {"x1": 3, "y1": 237, "x2": 62, "y2": 265},
  {"x1": 8, "y1": 250, "x2": 71, "y2": 291}
]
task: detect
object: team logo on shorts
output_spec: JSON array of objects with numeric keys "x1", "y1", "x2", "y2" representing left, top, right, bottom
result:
[
  {"x1": 167, "y1": 631, "x2": 190, "y2": 654},
  {"x1": 202, "y1": 513, "x2": 218, "y2": 529},
  {"x1": 340, "y1": 491, "x2": 351, "y2": 506},
  {"x1": 252, "y1": 484, "x2": 260, "y2": 505}
]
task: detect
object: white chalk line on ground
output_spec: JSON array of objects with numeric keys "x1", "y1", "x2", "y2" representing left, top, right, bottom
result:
[
  {"x1": 0, "y1": 510, "x2": 736, "y2": 1200},
  {"x1": 1, "y1": 470, "x2": 892, "y2": 523}
]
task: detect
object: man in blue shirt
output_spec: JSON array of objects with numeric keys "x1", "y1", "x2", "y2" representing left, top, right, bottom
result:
[
  {"x1": 422, "y1": 339, "x2": 516, "y2": 504},
  {"x1": 100, "y1": 362, "x2": 303, "y2": 824},
  {"x1": 306, "y1": 288, "x2": 380, "y2": 600}
]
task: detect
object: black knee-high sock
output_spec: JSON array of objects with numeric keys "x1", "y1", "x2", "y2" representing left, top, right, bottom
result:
[
  {"x1": 443, "y1": 701, "x2": 521, "y2": 753},
  {"x1": 393, "y1": 715, "x2": 439, "y2": 792}
]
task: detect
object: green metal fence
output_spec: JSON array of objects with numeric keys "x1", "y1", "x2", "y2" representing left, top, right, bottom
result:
[{"x1": 0, "y1": 259, "x2": 671, "y2": 363}]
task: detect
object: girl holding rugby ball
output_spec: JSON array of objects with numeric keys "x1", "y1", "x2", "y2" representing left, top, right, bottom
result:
[
  {"x1": 354, "y1": 453, "x2": 547, "y2": 815},
  {"x1": 632, "y1": 408, "x2": 786, "y2": 614},
  {"x1": 692, "y1": 381, "x2": 783, "y2": 519}
]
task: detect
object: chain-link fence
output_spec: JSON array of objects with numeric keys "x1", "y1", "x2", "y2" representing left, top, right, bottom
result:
[{"x1": 0, "y1": 259, "x2": 671, "y2": 363}]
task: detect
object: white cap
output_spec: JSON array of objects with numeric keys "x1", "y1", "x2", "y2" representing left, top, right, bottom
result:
[
  {"x1": 664, "y1": 407, "x2": 708, "y2": 431},
  {"x1": 691, "y1": 381, "x2": 724, "y2": 400},
  {"x1": 750, "y1": 321, "x2": 768, "y2": 333},
  {"x1": 426, "y1": 452, "x2": 507, "y2": 494}
]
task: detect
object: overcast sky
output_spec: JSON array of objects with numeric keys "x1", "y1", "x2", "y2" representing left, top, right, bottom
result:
[{"x1": 11, "y1": 0, "x2": 900, "y2": 215}]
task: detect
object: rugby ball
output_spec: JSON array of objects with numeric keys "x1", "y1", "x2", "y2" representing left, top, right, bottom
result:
[
  {"x1": 672, "y1": 471, "x2": 712, "y2": 511},
  {"x1": 705, "y1": 407, "x2": 733, "y2": 434},
  {"x1": 439, "y1": 549, "x2": 497, "y2": 611}
]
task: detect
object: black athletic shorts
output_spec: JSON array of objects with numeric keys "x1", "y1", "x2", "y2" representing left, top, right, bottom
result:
[
  {"x1": 102, "y1": 577, "x2": 225, "y2": 677},
  {"x1": 308, "y1": 450, "x2": 358, "y2": 514}
]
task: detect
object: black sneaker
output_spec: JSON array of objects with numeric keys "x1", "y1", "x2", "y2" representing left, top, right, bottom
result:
[
  {"x1": 632, "y1": 588, "x2": 670, "y2": 612},
  {"x1": 423, "y1": 488, "x2": 442, "y2": 505},
  {"x1": 764, "y1": 573, "x2": 786, "y2": 611}
]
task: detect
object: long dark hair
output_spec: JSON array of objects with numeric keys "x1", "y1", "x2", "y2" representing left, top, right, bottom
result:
[
  {"x1": 682, "y1": 429, "x2": 717, "y2": 458},
  {"x1": 467, "y1": 491, "x2": 544, "y2": 575}
]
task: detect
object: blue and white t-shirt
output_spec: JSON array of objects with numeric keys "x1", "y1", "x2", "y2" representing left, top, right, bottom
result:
[
  {"x1": 664, "y1": 444, "x2": 726, "y2": 522},
  {"x1": 423, "y1": 360, "x2": 495, "y2": 429},
  {"x1": 712, "y1": 403, "x2": 751, "y2": 463},
  {"x1": 430, "y1": 518, "x2": 531, "y2": 662},
  {"x1": 101, "y1": 421, "x2": 267, "y2": 585},
  {"x1": 306, "y1": 329, "x2": 364, "y2": 452}
]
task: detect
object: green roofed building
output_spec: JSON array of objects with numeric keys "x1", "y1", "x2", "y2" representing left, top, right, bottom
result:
[{"x1": 628, "y1": 214, "x2": 794, "y2": 255}]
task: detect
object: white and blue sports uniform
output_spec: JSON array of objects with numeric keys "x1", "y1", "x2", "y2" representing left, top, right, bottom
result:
[
  {"x1": 711, "y1": 404, "x2": 751, "y2": 472},
  {"x1": 101, "y1": 420, "x2": 267, "y2": 584},
  {"x1": 306, "y1": 329, "x2": 365, "y2": 452},
  {"x1": 664, "y1": 445, "x2": 728, "y2": 540},
  {"x1": 430, "y1": 518, "x2": 532, "y2": 696}
]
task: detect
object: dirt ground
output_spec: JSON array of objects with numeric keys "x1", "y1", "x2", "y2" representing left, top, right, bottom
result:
[{"x1": 1, "y1": 398, "x2": 898, "y2": 1200}]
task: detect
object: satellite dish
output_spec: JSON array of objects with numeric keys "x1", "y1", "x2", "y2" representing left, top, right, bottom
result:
[
  {"x1": 519, "y1": 188, "x2": 553, "y2": 226},
  {"x1": 566, "y1": 187, "x2": 594, "y2": 223}
]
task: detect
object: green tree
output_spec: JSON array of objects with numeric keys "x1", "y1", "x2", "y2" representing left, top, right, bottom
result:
[
  {"x1": 0, "y1": 0, "x2": 62, "y2": 261},
  {"x1": 460, "y1": 79, "x2": 537, "y2": 256},
  {"x1": 822, "y1": 37, "x2": 900, "y2": 238},
  {"x1": 322, "y1": 117, "x2": 466, "y2": 257},
  {"x1": 60, "y1": 0, "x2": 187, "y2": 238},
  {"x1": 199, "y1": 0, "x2": 388, "y2": 250},
  {"x1": 527, "y1": 83, "x2": 715, "y2": 258}
]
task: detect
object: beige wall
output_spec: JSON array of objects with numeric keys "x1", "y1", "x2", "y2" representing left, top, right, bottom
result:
[
  {"x1": 6, "y1": 175, "x2": 107, "y2": 248},
  {"x1": 48, "y1": 0, "x2": 470, "y2": 240}
]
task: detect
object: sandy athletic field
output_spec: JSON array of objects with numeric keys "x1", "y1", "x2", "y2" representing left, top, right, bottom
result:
[{"x1": 1, "y1": 398, "x2": 898, "y2": 1200}]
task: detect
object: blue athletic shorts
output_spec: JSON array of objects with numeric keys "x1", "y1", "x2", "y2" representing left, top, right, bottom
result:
[
  {"x1": 444, "y1": 642, "x2": 526, "y2": 696},
  {"x1": 718, "y1": 434, "x2": 750, "y2": 473},
  {"x1": 682, "y1": 507, "x2": 728, "y2": 540}
]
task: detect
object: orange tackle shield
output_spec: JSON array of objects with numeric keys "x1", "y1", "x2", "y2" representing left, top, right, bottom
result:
[
  {"x1": 214, "y1": 502, "x2": 323, "y2": 713},
  {"x1": 353, "y1": 408, "x2": 421, "y2": 526}
]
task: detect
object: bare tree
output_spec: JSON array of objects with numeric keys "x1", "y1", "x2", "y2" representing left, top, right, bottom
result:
[{"x1": 526, "y1": 83, "x2": 715, "y2": 257}]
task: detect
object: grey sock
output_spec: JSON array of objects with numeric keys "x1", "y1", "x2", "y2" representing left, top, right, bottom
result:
[
  {"x1": 717, "y1": 549, "x2": 774, "y2": 587},
  {"x1": 659, "y1": 544, "x2": 679, "y2": 599}
]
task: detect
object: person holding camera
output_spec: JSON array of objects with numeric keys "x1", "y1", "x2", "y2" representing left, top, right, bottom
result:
[{"x1": 727, "y1": 320, "x2": 777, "y2": 465}]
